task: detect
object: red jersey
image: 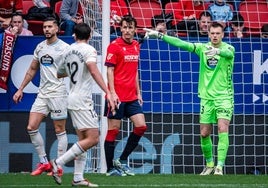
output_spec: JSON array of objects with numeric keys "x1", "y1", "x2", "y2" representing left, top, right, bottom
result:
[
  {"x1": 105, "y1": 37, "x2": 140, "y2": 102},
  {"x1": 0, "y1": 0, "x2": 23, "y2": 18},
  {"x1": 172, "y1": 0, "x2": 209, "y2": 26}
]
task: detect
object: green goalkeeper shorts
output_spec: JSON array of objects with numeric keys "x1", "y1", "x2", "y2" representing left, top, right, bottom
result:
[{"x1": 199, "y1": 98, "x2": 234, "y2": 124}]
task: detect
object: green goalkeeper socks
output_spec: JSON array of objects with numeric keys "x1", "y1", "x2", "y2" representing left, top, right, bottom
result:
[
  {"x1": 217, "y1": 132, "x2": 229, "y2": 168},
  {"x1": 200, "y1": 136, "x2": 213, "y2": 167}
]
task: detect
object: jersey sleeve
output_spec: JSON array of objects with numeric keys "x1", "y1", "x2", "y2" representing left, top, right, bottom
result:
[
  {"x1": 219, "y1": 44, "x2": 235, "y2": 59},
  {"x1": 162, "y1": 35, "x2": 195, "y2": 52},
  {"x1": 105, "y1": 43, "x2": 118, "y2": 66},
  {"x1": 33, "y1": 43, "x2": 42, "y2": 61},
  {"x1": 194, "y1": 43, "x2": 206, "y2": 57},
  {"x1": 85, "y1": 46, "x2": 97, "y2": 64},
  {"x1": 57, "y1": 61, "x2": 67, "y2": 76}
]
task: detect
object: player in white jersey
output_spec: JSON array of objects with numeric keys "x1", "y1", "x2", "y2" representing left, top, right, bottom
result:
[
  {"x1": 13, "y1": 17, "x2": 69, "y2": 176},
  {"x1": 50, "y1": 23, "x2": 115, "y2": 187}
]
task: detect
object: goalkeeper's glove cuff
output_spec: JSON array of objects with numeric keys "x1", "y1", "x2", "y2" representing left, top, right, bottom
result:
[
  {"x1": 215, "y1": 48, "x2": 220, "y2": 55},
  {"x1": 157, "y1": 32, "x2": 164, "y2": 39}
]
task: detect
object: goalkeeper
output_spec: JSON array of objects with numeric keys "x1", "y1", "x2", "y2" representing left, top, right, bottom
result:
[{"x1": 144, "y1": 22, "x2": 235, "y2": 176}]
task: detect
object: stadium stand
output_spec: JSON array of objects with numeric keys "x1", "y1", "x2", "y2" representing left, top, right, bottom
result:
[
  {"x1": 20, "y1": 0, "x2": 268, "y2": 37},
  {"x1": 239, "y1": 1, "x2": 268, "y2": 37},
  {"x1": 128, "y1": 0, "x2": 163, "y2": 34}
]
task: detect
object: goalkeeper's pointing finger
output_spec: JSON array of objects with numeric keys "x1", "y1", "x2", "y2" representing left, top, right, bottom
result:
[{"x1": 143, "y1": 28, "x2": 153, "y2": 32}]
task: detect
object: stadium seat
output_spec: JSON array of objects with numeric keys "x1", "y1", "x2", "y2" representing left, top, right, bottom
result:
[
  {"x1": 22, "y1": 0, "x2": 36, "y2": 15},
  {"x1": 164, "y1": 2, "x2": 178, "y2": 15},
  {"x1": 239, "y1": 1, "x2": 268, "y2": 36},
  {"x1": 22, "y1": 1, "x2": 43, "y2": 35},
  {"x1": 164, "y1": 2, "x2": 189, "y2": 37},
  {"x1": 22, "y1": 0, "x2": 51, "y2": 35},
  {"x1": 54, "y1": 0, "x2": 62, "y2": 17},
  {"x1": 128, "y1": 0, "x2": 163, "y2": 33},
  {"x1": 54, "y1": 1, "x2": 66, "y2": 35}
]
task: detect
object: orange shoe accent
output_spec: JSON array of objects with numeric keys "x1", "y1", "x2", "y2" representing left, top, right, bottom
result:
[{"x1": 31, "y1": 163, "x2": 51, "y2": 176}]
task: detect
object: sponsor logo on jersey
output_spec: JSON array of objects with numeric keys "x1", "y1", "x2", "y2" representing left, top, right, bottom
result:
[
  {"x1": 124, "y1": 55, "x2": 139, "y2": 62},
  {"x1": 40, "y1": 54, "x2": 54, "y2": 66}
]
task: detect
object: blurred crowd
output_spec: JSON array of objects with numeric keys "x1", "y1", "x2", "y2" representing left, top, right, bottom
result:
[{"x1": 0, "y1": 0, "x2": 267, "y2": 38}]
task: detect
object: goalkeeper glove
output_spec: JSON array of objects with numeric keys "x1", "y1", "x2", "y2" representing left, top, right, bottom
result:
[
  {"x1": 204, "y1": 46, "x2": 220, "y2": 57},
  {"x1": 143, "y1": 28, "x2": 164, "y2": 39}
]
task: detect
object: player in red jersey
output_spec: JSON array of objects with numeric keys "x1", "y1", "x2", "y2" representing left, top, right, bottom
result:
[{"x1": 104, "y1": 15, "x2": 147, "y2": 176}]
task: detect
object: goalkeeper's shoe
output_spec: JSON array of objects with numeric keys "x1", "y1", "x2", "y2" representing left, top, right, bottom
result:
[
  {"x1": 214, "y1": 167, "x2": 223, "y2": 175},
  {"x1": 31, "y1": 163, "x2": 51, "y2": 176},
  {"x1": 50, "y1": 159, "x2": 63, "y2": 185},
  {"x1": 114, "y1": 158, "x2": 135, "y2": 176},
  {"x1": 200, "y1": 166, "x2": 214, "y2": 175},
  {"x1": 72, "y1": 179, "x2": 99, "y2": 187},
  {"x1": 106, "y1": 168, "x2": 126, "y2": 176}
]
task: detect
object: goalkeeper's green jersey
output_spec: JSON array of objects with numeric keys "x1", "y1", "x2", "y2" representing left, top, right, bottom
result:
[{"x1": 163, "y1": 35, "x2": 235, "y2": 100}]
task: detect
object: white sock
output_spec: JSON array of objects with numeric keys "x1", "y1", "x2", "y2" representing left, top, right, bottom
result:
[
  {"x1": 56, "y1": 142, "x2": 85, "y2": 166},
  {"x1": 56, "y1": 131, "x2": 68, "y2": 157},
  {"x1": 73, "y1": 152, "x2": 87, "y2": 182},
  {"x1": 28, "y1": 129, "x2": 48, "y2": 164}
]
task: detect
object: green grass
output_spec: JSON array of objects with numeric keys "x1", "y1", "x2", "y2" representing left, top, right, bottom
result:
[{"x1": 0, "y1": 173, "x2": 268, "y2": 188}]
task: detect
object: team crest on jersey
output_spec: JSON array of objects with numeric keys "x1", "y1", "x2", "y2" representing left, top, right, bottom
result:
[
  {"x1": 207, "y1": 57, "x2": 218, "y2": 68},
  {"x1": 107, "y1": 53, "x2": 113, "y2": 60},
  {"x1": 40, "y1": 54, "x2": 54, "y2": 66}
]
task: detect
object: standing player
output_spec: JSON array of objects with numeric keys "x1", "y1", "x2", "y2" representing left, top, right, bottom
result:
[
  {"x1": 50, "y1": 23, "x2": 115, "y2": 187},
  {"x1": 104, "y1": 15, "x2": 147, "y2": 176},
  {"x1": 13, "y1": 17, "x2": 69, "y2": 176},
  {"x1": 144, "y1": 22, "x2": 235, "y2": 175}
]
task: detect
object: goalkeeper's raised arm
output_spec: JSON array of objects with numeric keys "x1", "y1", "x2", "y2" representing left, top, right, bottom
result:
[
  {"x1": 143, "y1": 25, "x2": 235, "y2": 60},
  {"x1": 143, "y1": 28, "x2": 195, "y2": 52}
]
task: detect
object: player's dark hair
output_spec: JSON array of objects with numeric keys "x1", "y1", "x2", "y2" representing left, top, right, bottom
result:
[
  {"x1": 209, "y1": 22, "x2": 224, "y2": 32},
  {"x1": 74, "y1": 23, "x2": 91, "y2": 40},
  {"x1": 151, "y1": 14, "x2": 166, "y2": 28},
  {"x1": 120, "y1": 15, "x2": 137, "y2": 28},
  {"x1": 43, "y1": 17, "x2": 58, "y2": 25},
  {"x1": 199, "y1": 11, "x2": 212, "y2": 20}
]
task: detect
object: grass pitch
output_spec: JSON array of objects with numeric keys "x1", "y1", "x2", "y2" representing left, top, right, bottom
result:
[{"x1": 0, "y1": 173, "x2": 267, "y2": 188}]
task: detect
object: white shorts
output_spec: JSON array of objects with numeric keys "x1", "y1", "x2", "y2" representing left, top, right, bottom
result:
[
  {"x1": 30, "y1": 96, "x2": 68, "y2": 120},
  {"x1": 69, "y1": 109, "x2": 99, "y2": 130}
]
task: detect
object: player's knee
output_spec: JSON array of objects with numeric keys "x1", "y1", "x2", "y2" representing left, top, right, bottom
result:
[
  {"x1": 133, "y1": 125, "x2": 147, "y2": 136},
  {"x1": 54, "y1": 121, "x2": 66, "y2": 133},
  {"x1": 105, "y1": 129, "x2": 119, "y2": 142}
]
